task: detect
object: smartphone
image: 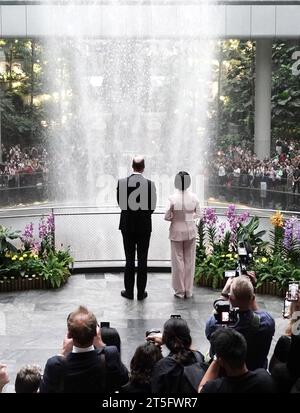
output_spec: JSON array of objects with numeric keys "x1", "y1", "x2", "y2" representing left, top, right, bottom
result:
[
  {"x1": 283, "y1": 299, "x2": 292, "y2": 319},
  {"x1": 100, "y1": 322, "x2": 110, "y2": 328},
  {"x1": 224, "y1": 270, "x2": 236, "y2": 278},
  {"x1": 170, "y1": 314, "x2": 181, "y2": 319},
  {"x1": 288, "y1": 283, "x2": 299, "y2": 301}
]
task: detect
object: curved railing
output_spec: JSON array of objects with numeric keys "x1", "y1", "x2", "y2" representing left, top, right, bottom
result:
[{"x1": 1, "y1": 204, "x2": 300, "y2": 267}]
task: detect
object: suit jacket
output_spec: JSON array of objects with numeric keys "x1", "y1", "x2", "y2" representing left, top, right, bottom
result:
[
  {"x1": 117, "y1": 174, "x2": 157, "y2": 233},
  {"x1": 164, "y1": 190, "x2": 201, "y2": 241},
  {"x1": 40, "y1": 346, "x2": 129, "y2": 393}
]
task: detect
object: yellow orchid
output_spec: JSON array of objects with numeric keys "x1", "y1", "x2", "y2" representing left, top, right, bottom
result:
[
  {"x1": 19, "y1": 257, "x2": 24, "y2": 261},
  {"x1": 226, "y1": 254, "x2": 232, "y2": 258},
  {"x1": 261, "y1": 257, "x2": 268, "y2": 263},
  {"x1": 270, "y1": 211, "x2": 284, "y2": 228},
  {"x1": 11, "y1": 256, "x2": 17, "y2": 261},
  {"x1": 23, "y1": 253, "x2": 28, "y2": 258}
]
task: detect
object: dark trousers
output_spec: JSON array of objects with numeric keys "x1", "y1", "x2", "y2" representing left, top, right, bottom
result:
[{"x1": 121, "y1": 231, "x2": 151, "y2": 297}]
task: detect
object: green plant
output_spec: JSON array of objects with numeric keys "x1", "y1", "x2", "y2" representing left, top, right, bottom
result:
[
  {"x1": 195, "y1": 252, "x2": 236, "y2": 289},
  {"x1": 237, "y1": 216, "x2": 268, "y2": 255},
  {"x1": 40, "y1": 251, "x2": 71, "y2": 288},
  {"x1": 54, "y1": 247, "x2": 74, "y2": 268},
  {"x1": 253, "y1": 254, "x2": 300, "y2": 291},
  {"x1": 196, "y1": 219, "x2": 206, "y2": 266},
  {"x1": 0, "y1": 225, "x2": 21, "y2": 254},
  {"x1": 270, "y1": 226, "x2": 284, "y2": 256}
]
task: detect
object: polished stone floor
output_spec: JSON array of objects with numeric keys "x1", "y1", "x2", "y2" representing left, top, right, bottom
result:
[{"x1": 0, "y1": 272, "x2": 287, "y2": 392}]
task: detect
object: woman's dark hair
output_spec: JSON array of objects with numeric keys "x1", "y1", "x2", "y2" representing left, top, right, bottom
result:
[
  {"x1": 101, "y1": 326, "x2": 121, "y2": 354},
  {"x1": 162, "y1": 318, "x2": 193, "y2": 364},
  {"x1": 130, "y1": 342, "x2": 162, "y2": 385},
  {"x1": 174, "y1": 171, "x2": 191, "y2": 191}
]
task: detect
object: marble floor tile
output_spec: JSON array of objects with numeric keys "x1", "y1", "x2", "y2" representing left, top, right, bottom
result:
[{"x1": 0, "y1": 272, "x2": 288, "y2": 392}]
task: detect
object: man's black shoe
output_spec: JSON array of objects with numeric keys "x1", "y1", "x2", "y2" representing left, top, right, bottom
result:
[
  {"x1": 137, "y1": 291, "x2": 148, "y2": 301},
  {"x1": 121, "y1": 290, "x2": 133, "y2": 300}
]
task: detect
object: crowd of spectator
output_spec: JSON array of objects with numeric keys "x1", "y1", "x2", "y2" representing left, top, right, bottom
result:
[
  {"x1": 0, "y1": 144, "x2": 50, "y2": 188},
  {"x1": 2, "y1": 139, "x2": 300, "y2": 195},
  {"x1": 209, "y1": 139, "x2": 300, "y2": 193},
  {"x1": 1, "y1": 276, "x2": 300, "y2": 394}
]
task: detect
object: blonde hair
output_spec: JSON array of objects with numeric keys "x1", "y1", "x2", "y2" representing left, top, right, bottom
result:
[{"x1": 231, "y1": 276, "x2": 254, "y2": 303}]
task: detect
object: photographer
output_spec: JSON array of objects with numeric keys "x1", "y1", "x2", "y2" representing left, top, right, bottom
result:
[
  {"x1": 270, "y1": 297, "x2": 300, "y2": 393},
  {"x1": 206, "y1": 276, "x2": 275, "y2": 370},
  {"x1": 146, "y1": 317, "x2": 206, "y2": 393},
  {"x1": 40, "y1": 306, "x2": 129, "y2": 393},
  {"x1": 198, "y1": 328, "x2": 275, "y2": 393}
]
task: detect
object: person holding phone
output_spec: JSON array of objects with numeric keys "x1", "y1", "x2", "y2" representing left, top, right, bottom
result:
[
  {"x1": 269, "y1": 295, "x2": 300, "y2": 392},
  {"x1": 147, "y1": 316, "x2": 205, "y2": 393},
  {"x1": 40, "y1": 306, "x2": 128, "y2": 393},
  {"x1": 165, "y1": 171, "x2": 201, "y2": 299}
]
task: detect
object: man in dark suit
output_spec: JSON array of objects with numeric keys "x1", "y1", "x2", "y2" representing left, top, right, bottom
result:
[
  {"x1": 117, "y1": 156, "x2": 157, "y2": 300},
  {"x1": 40, "y1": 306, "x2": 128, "y2": 393}
]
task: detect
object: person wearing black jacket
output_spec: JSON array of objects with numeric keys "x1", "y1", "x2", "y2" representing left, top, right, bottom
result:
[
  {"x1": 117, "y1": 156, "x2": 157, "y2": 300},
  {"x1": 40, "y1": 306, "x2": 128, "y2": 393},
  {"x1": 147, "y1": 317, "x2": 205, "y2": 393},
  {"x1": 198, "y1": 328, "x2": 275, "y2": 393},
  {"x1": 270, "y1": 301, "x2": 300, "y2": 393}
]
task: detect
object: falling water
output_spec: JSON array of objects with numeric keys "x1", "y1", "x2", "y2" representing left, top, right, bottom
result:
[{"x1": 45, "y1": 1, "x2": 217, "y2": 207}]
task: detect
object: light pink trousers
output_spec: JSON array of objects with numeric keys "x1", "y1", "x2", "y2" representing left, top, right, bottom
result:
[{"x1": 171, "y1": 238, "x2": 196, "y2": 298}]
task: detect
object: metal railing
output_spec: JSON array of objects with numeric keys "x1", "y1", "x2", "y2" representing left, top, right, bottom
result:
[{"x1": 0, "y1": 205, "x2": 300, "y2": 267}]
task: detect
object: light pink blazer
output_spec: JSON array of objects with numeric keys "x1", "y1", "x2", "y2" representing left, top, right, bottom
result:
[{"x1": 164, "y1": 190, "x2": 201, "y2": 241}]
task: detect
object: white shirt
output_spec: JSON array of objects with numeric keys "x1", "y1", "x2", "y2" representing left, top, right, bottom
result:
[{"x1": 72, "y1": 345, "x2": 94, "y2": 353}]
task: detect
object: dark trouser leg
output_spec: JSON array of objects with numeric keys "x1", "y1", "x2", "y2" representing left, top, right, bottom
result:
[
  {"x1": 136, "y1": 233, "x2": 151, "y2": 297},
  {"x1": 122, "y1": 231, "x2": 136, "y2": 296}
]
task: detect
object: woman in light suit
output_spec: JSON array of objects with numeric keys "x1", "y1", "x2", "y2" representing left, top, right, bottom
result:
[{"x1": 165, "y1": 171, "x2": 201, "y2": 299}]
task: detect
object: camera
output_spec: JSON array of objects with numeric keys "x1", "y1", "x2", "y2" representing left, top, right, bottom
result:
[
  {"x1": 282, "y1": 283, "x2": 299, "y2": 319},
  {"x1": 100, "y1": 322, "x2": 110, "y2": 328},
  {"x1": 213, "y1": 299, "x2": 239, "y2": 326},
  {"x1": 237, "y1": 241, "x2": 250, "y2": 266},
  {"x1": 283, "y1": 299, "x2": 292, "y2": 319},
  {"x1": 145, "y1": 329, "x2": 161, "y2": 338},
  {"x1": 224, "y1": 241, "x2": 253, "y2": 279}
]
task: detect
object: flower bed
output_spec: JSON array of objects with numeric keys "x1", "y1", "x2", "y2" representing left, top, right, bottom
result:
[
  {"x1": 0, "y1": 214, "x2": 73, "y2": 292},
  {"x1": 195, "y1": 206, "x2": 300, "y2": 296}
]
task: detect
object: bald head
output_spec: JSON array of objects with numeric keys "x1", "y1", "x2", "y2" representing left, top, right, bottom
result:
[
  {"x1": 67, "y1": 305, "x2": 97, "y2": 347},
  {"x1": 229, "y1": 276, "x2": 255, "y2": 310},
  {"x1": 132, "y1": 155, "x2": 145, "y2": 173}
]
